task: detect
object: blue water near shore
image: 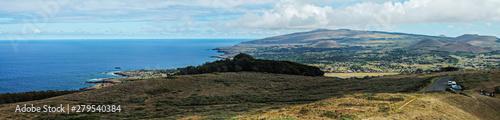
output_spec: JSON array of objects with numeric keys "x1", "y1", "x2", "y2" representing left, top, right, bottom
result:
[{"x1": 0, "y1": 39, "x2": 248, "y2": 94}]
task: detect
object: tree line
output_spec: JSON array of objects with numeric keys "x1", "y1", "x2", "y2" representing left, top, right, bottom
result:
[{"x1": 177, "y1": 53, "x2": 324, "y2": 76}]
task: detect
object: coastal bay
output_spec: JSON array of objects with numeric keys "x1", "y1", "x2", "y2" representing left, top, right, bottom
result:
[{"x1": 0, "y1": 39, "x2": 249, "y2": 93}]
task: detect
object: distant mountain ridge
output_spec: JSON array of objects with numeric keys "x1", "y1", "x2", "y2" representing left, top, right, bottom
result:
[
  {"x1": 453, "y1": 34, "x2": 499, "y2": 42},
  {"x1": 215, "y1": 29, "x2": 499, "y2": 58},
  {"x1": 241, "y1": 29, "x2": 447, "y2": 45},
  {"x1": 408, "y1": 39, "x2": 487, "y2": 53},
  {"x1": 408, "y1": 37, "x2": 496, "y2": 53},
  {"x1": 449, "y1": 34, "x2": 500, "y2": 47}
]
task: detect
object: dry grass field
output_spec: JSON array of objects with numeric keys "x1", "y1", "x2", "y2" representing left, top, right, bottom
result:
[
  {"x1": 239, "y1": 92, "x2": 499, "y2": 120},
  {"x1": 0, "y1": 69, "x2": 499, "y2": 119}
]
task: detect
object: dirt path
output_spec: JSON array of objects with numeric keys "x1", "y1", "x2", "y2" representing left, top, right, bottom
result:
[
  {"x1": 397, "y1": 98, "x2": 416, "y2": 111},
  {"x1": 424, "y1": 76, "x2": 454, "y2": 92}
]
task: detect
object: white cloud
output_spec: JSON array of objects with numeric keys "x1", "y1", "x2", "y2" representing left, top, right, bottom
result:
[
  {"x1": 486, "y1": 22, "x2": 492, "y2": 27},
  {"x1": 225, "y1": 0, "x2": 334, "y2": 29},
  {"x1": 0, "y1": 0, "x2": 274, "y2": 14},
  {"x1": 0, "y1": 0, "x2": 276, "y2": 23},
  {"x1": 0, "y1": 0, "x2": 418, "y2": 25},
  {"x1": 34, "y1": 29, "x2": 41, "y2": 33},
  {"x1": 226, "y1": 0, "x2": 500, "y2": 30},
  {"x1": 169, "y1": 15, "x2": 198, "y2": 32}
]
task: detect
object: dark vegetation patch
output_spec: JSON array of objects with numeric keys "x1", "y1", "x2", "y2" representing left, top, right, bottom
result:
[
  {"x1": 165, "y1": 76, "x2": 178, "y2": 79},
  {"x1": 177, "y1": 53, "x2": 324, "y2": 76},
  {"x1": 0, "y1": 90, "x2": 80, "y2": 104}
]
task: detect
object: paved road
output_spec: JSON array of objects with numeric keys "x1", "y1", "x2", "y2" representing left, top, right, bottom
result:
[{"x1": 424, "y1": 76, "x2": 454, "y2": 92}]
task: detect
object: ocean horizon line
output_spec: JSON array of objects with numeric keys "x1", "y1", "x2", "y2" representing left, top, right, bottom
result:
[{"x1": 0, "y1": 38, "x2": 255, "y2": 41}]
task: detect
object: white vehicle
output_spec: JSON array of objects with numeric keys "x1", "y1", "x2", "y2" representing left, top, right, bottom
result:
[
  {"x1": 447, "y1": 80, "x2": 461, "y2": 90},
  {"x1": 448, "y1": 81, "x2": 456, "y2": 86}
]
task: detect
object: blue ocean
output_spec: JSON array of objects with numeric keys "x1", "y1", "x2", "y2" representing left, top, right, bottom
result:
[{"x1": 0, "y1": 39, "x2": 248, "y2": 94}]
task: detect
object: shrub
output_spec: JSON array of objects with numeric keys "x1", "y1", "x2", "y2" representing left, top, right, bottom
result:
[
  {"x1": 440, "y1": 66, "x2": 459, "y2": 71},
  {"x1": 177, "y1": 53, "x2": 324, "y2": 76}
]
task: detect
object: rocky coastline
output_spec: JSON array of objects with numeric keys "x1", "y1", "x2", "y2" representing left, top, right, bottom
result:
[{"x1": 82, "y1": 69, "x2": 179, "y2": 90}]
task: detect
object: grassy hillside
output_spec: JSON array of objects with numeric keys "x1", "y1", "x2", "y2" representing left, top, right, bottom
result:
[
  {"x1": 0, "y1": 72, "x2": 435, "y2": 119},
  {"x1": 1, "y1": 69, "x2": 499, "y2": 119},
  {"x1": 244, "y1": 69, "x2": 500, "y2": 120},
  {"x1": 244, "y1": 92, "x2": 499, "y2": 120}
]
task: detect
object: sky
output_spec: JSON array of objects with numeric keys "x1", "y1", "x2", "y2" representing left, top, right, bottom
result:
[{"x1": 0, "y1": 0, "x2": 499, "y2": 40}]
